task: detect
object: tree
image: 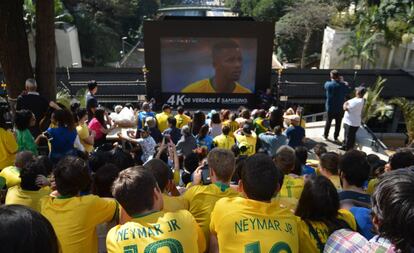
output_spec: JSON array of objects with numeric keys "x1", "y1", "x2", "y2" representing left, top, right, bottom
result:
[
  {"x1": 276, "y1": 0, "x2": 333, "y2": 68},
  {"x1": 0, "y1": 0, "x2": 34, "y2": 99},
  {"x1": 35, "y1": 0, "x2": 57, "y2": 101},
  {"x1": 389, "y1": 97, "x2": 414, "y2": 145}
]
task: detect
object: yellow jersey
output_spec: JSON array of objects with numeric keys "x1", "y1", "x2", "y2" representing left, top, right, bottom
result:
[
  {"x1": 5, "y1": 186, "x2": 51, "y2": 212},
  {"x1": 0, "y1": 166, "x2": 21, "y2": 188},
  {"x1": 210, "y1": 197, "x2": 299, "y2": 253},
  {"x1": 234, "y1": 132, "x2": 257, "y2": 156},
  {"x1": 181, "y1": 79, "x2": 252, "y2": 94},
  {"x1": 222, "y1": 120, "x2": 239, "y2": 138},
  {"x1": 366, "y1": 178, "x2": 378, "y2": 195},
  {"x1": 40, "y1": 195, "x2": 118, "y2": 253},
  {"x1": 0, "y1": 128, "x2": 18, "y2": 170},
  {"x1": 272, "y1": 195, "x2": 299, "y2": 212},
  {"x1": 76, "y1": 123, "x2": 94, "y2": 153},
  {"x1": 163, "y1": 194, "x2": 188, "y2": 212},
  {"x1": 175, "y1": 114, "x2": 192, "y2": 129},
  {"x1": 106, "y1": 210, "x2": 206, "y2": 253},
  {"x1": 156, "y1": 112, "x2": 171, "y2": 132},
  {"x1": 213, "y1": 134, "x2": 235, "y2": 150},
  {"x1": 279, "y1": 174, "x2": 305, "y2": 199},
  {"x1": 297, "y1": 209, "x2": 357, "y2": 253},
  {"x1": 182, "y1": 183, "x2": 240, "y2": 246},
  {"x1": 329, "y1": 175, "x2": 342, "y2": 191}
]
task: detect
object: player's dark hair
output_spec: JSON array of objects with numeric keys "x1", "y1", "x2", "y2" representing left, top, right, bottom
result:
[
  {"x1": 94, "y1": 108, "x2": 107, "y2": 129},
  {"x1": 14, "y1": 110, "x2": 33, "y2": 131},
  {"x1": 54, "y1": 156, "x2": 91, "y2": 196},
  {"x1": 338, "y1": 150, "x2": 370, "y2": 188},
  {"x1": 0, "y1": 205, "x2": 59, "y2": 253},
  {"x1": 274, "y1": 145, "x2": 296, "y2": 175},
  {"x1": 389, "y1": 149, "x2": 414, "y2": 170},
  {"x1": 320, "y1": 152, "x2": 340, "y2": 175},
  {"x1": 167, "y1": 116, "x2": 177, "y2": 128},
  {"x1": 20, "y1": 159, "x2": 48, "y2": 191},
  {"x1": 92, "y1": 163, "x2": 120, "y2": 198},
  {"x1": 295, "y1": 175, "x2": 349, "y2": 234},
  {"x1": 242, "y1": 154, "x2": 280, "y2": 201},
  {"x1": 211, "y1": 112, "x2": 221, "y2": 124},
  {"x1": 112, "y1": 166, "x2": 157, "y2": 216},
  {"x1": 212, "y1": 40, "x2": 240, "y2": 59},
  {"x1": 144, "y1": 159, "x2": 171, "y2": 192},
  {"x1": 162, "y1": 104, "x2": 171, "y2": 111},
  {"x1": 177, "y1": 106, "x2": 184, "y2": 114},
  {"x1": 372, "y1": 169, "x2": 414, "y2": 252}
]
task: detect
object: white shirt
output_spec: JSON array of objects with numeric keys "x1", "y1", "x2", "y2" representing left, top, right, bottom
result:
[{"x1": 343, "y1": 97, "x2": 364, "y2": 127}]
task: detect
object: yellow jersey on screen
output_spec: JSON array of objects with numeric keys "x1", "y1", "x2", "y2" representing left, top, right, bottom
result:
[
  {"x1": 106, "y1": 210, "x2": 206, "y2": 253},
  {"x1": 181, "y1": 79, "x2": 252, "y2": 93},
  {"x1": 210, "y1": 197, "x2": 299, "y2": 253}
]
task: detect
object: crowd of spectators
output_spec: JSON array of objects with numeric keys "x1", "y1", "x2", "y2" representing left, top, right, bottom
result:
[{"x1": 0, "y1": 78, "x2": 414, "y2": 253}]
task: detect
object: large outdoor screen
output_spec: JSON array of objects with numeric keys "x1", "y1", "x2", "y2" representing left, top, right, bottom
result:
[{"x1": 161, "y1": 37, "x2": 257, "y2": 94}]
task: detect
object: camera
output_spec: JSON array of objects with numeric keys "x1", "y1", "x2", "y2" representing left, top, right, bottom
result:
[{"x1": 201, "y1": 162, "x2": 211, "y2": 185}]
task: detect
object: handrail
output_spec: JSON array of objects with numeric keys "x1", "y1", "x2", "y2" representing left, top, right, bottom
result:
[{"x1": 303, "y1": 112, "x2": 327, "y2": 123}]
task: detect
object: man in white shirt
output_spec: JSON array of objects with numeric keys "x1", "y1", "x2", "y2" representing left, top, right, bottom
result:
[{"x1": 340, "y1": 87, "x2": 366, "y2": 151}]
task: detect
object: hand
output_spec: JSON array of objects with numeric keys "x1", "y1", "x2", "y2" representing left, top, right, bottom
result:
[
  {"x1": 192, "y1": 165, "x2": 204, "y2": 186},
  {"x1": 35, "y1": 175, "x2": 50, "y2": 188},
  {"x1": 90, "y1": 130, "x2": 96, "y2": 137},
  {"x1": 127, "y1": 130, "x2": 136, "y2": 139}
]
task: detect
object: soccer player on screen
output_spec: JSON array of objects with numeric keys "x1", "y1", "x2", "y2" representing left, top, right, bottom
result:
[{"x1": 181, "y1": 40, "x2": 252, "y2": 93}]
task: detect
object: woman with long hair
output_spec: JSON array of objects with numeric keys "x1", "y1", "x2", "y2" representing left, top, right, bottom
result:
[
  {"x1": 191, "y1": 110, "x2": 205, "y2": 137},
  {"x1": 15, "y1": 110, "x2": 44, "y2": 155},
  {"x1": 76, "y1": 108, "x2": 95, "y2": 153},
  {"x1": 46, "y1": 109, "x2": 84, "y2": 163},
  {"x1": 196, "y1": 124, "x2": 213, "y2": 151},
  {"x1": 88, "y1": 107, "x2": 114, "y2": 147},
  {"x1": 209, "y1": 112, "x2": 222, "y2": 138},
  {"x1": 295, "y1": 175, "x2": 357, "y2": 253}
]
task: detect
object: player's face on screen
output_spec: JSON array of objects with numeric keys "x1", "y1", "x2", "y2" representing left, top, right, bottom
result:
[{"x1": 214, "y1": 48, "x2": 242, "y2": 81}]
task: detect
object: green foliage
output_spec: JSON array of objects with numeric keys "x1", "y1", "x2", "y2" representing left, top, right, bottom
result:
[
  {"x1": 226, "y1": 0, "x2": 292, "y2": 21},
  {"x1": 56, "y1": 88, "x2": 72, "y2": 109},
  {"x1": 389, "y1": 97, "x2": 414, "y2": 143},
  {"x1": 362, "y1": 76, "x2": 387, "y2": 123}
]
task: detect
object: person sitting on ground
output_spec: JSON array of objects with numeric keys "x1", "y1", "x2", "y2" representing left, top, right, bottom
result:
[
  {"x1": 0, "y1": 151, "x2": 34, "y2": 189},
  {"x1": 40, "y1": 156, "x2": 118, "y2": 253},
  {"x1": 209, "y1": 112, "x2": 222, "y2": 138},
  {"x1": 222, "y1": 112, "x2": 239, "y2": 138},
  {"x1": 144, "y1": 159, "x2": 187, "y2": 212},
  {"x1": 258, "y1": 125, "x2": 287, "y2": 157},
  {"x1": 137, "y1": 102, "x2": 155, "y2": 130},
  {"x1": 5, "y1": 158, "x2": 51, "y2": 212},
  {"x1": 175, "y1": 106, "x2": 192, "y2": 129},
  {"x1": 176, "y1": 125, "x2": 197, "y2": 157},
  {"x1": 319, "y1": 152, "x2": 341, "y2": 190},
  {"x1": 106, "y1": 166, "x2": 206, "y2": 253},
  {"x1": 274, "y1": 145, "x2": 304, "y2": 199},
  {"x1": 210, "y1": 153, "x2": 299, "y2": 253},
  {"x1": 47, "y1": 109, "x2": 84, "y2": 163},
  {"x1": 88, "y1": 107, "x2": 115, "y2": 147},
  {"x1": 163, "y1": 117, "x2": 182, "y2": 144},
  {"x1": 284, "y1": 114, "x2": 305, "y2": 148},
  {"x1": 325, "y1": 169, "x2": 414, "y2": 253},
  {"x1": 0, "y1": 205, "x2": 59, "y2": 253},
  {"x1": 183, "y1": 148, "x2": 240, "y2": 247},
  {"x1": 76, "y1": 108, "x2": 95, "y2": 153},
  {"x1": 295, "y1": 146, "x2": 316, "y2": 176},
  {"x1": 234, "y1": 124, "x2": 257, "y2": 156},
  {"x1": 156, "y1": 104, "x2": 172, "y2": 133},
  {"x1": 253, "y1": 109, "x2": 269, "y2": 135},
  {"x1": 15, "y1": 110, "x2": 45, "y2": 155},
  {"x1": 145, "y1": 116, "x2": 162, "y2": 143},
  {"x1": 213, "y1": 125, "x2": 235, "y2": 150},
  {"x1": 338, "y1": 150, "x2": 371, "y2": 207},
  {"x1": 196, "y1": 124, "x2": 214, "y2": 152},
  {"x1": 295, "y1": 175, "x2": 356, "y2": 253},
  {"x1": 0, "y1": 112, "x2": 18, "y2": 170}
]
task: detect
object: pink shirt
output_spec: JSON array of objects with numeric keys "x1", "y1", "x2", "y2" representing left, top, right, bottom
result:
[{"x1": 88, "y1": 118, "x2": 104, "y2": 140}]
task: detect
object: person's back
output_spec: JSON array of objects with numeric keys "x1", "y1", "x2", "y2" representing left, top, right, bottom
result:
[
  {"x1": 175, "y1": 109, "x2": 191, "y2": 129},
  {"x1": 0, "y1": 127, "x2": 18, "y2": 170},
  {"x1": 213, "y1": 126, "x2": 235, "y2": 150},
  {"x1": 183, "y1": 148, "x2": 239, "y2": 246},
  {"x1": 17, "y1": 92, "x2": 49, "y2": 137},
  {"x1": 285, "y1": 125, "x2": 305, "y2": 148},
  {"x1": 107, "y1": 166, "x2": 205, "y2": 253},
  {"x1": 41, "y1": 157, "x2": 117, "y2": 253},
  {"x1": 0, "y1": 151, "x2": 33, "y2": 189},
  {"x1": 325, "y1": 79, "x2": 348, "y2": 114},
  {"x1": 234, "y1": 125, "x2": 257, "y2": 156},
  {"x1": 210, "y1": 154, "x2": 299, "y2": 253},
  {"x1": 156, "y1": 104, "x2": 172, "y2": 132},
  {"x1": 259, "y1": 126, "x2": 287, "y2": 156}
]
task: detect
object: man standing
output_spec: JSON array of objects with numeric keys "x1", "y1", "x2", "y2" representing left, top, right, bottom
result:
[
  {"x1": 16, "y1": 78, "x2": 60, "y2": 137},
  {"x1": 341, "y1": 87, "x2": 365, "y2": 151},
  {"x1": 156, "y1": 104, "x2": 172, "y2": 133},
  {"x1": 137, "y1": 102, "x2": 155, "y2": 130},
  {"x1": 86, "y1": 80, "x2": 98, "y2": 121},
  {"x1": 323, "y1": 70, "x2": 350, "y2": 141}
]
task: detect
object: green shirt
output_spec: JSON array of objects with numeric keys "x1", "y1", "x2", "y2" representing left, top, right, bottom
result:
[{"x1": 16, "y1": 129, "x2": 38, "y2": 155}]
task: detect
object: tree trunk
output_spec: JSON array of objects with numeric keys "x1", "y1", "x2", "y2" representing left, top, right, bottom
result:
[
  {"x1": 300, "y1": 30, "x2": 312, "y2": 68},
  {"x1": 0, "y1": 0, "x2": 34, "y2": 99},
  {"x1": 35, "y1": 0, "x2": 56, "y2": 101}
]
